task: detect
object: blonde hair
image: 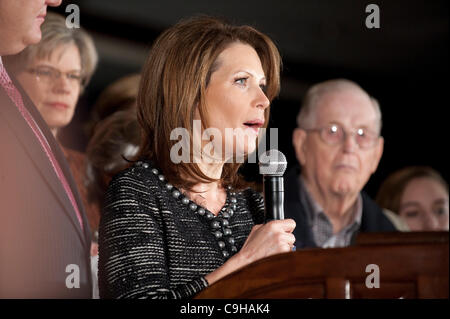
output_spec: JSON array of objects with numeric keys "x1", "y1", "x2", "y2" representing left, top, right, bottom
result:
[
  {"x1": 136, "y1": 16, "x2": 281, "y2": 191},
  {"x1": 4, "y1": 12, "x2": 97, "y2": 89}
]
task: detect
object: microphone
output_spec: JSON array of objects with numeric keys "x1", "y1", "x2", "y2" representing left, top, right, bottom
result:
[{"x1": 259, "y1": 149, "x2": 287, "y2": 222}]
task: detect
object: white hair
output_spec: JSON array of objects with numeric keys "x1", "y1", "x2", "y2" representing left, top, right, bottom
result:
[{"x1": 296, "y1": 79, "x2": 383, "y2": 135}]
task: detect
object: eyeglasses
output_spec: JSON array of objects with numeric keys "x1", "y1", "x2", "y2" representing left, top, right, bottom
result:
[
  {"x1": 27, "y1": 66, "x2": 83, "y2": 87},
  {"x1": 304, "y1": 123, "x2": 379, "y2": 149}
]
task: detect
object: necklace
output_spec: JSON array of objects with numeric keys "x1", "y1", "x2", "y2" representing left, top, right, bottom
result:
[{"x1": 136, "y1": 160, "x2": 238, "y2": 259}]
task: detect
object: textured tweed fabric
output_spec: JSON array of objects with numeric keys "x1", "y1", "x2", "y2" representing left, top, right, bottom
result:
[{"x1": 98, "y1": 160, "x2": 265, "y2": 298}]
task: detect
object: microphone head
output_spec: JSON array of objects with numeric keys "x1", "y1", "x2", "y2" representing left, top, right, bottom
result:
[{"x1": 259, "y1": 149, "x2": 287, "y2": 176}]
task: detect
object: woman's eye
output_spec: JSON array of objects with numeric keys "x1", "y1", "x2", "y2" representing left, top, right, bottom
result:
[
  {"x1": 259, "y1": 84, "x2": 267, "y2": 92},
  {"x1": 434, "y1": 206, "x2": 449, "y2": 216},
  {"x1": 235, "y1": 77, "x2": 248, "y2": 85},
  {"x1": 404, "y1": 210, "x2": 419, "y2": 218},
  {"x1": 68, "y1": 73, "x2": 81, "y2": 80},
  {"x1": 37, "y1": 70, "x2": 52, "y2": 77}
]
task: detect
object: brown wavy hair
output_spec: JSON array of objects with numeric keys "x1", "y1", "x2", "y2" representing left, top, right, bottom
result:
[
  {"x1": 136, "y1": 16, "x2": 281, "y2": 191},
  {"x1": 376, "y1": 166, "x2": 448, "y2": 214},
  {"x1": 85, "y1": 74, "x2": 140, "y2": 139},
  {"x1": 86, "y1": 110, "x2": 141, "y2": 205}
]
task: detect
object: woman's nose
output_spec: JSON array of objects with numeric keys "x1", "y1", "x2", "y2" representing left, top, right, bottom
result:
[
  {"x1": 255, "y1": 87, "x2": 270, "y2": 110},
  {"x1": 423, "y1": 212, "x2": 440, "y2": 231},
  {"x1": 52, "y1": 75, "x2": 71, "y2": 93}
]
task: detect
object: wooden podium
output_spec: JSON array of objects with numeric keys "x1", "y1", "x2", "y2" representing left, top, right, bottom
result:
[{"x1": 195, "y1": 232, "x2": 449, "y2": 299}]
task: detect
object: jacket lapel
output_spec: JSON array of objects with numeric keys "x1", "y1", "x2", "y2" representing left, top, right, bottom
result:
[
  {"x1": 284, "y1": 166, "x2": 317, "y2": 249},
  {"x1": 360, "y1": 191, "x2": 396, "y2": 232},
  {"x1": 0, "y1": 82, "x2": 89, "y2": 246}
]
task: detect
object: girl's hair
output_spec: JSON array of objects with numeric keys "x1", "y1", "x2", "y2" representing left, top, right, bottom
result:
[{"x1": 376, "y1": 166, "x2": 448, "y2": 214}]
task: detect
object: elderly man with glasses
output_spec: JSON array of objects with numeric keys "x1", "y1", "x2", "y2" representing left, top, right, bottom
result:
[{"x1": 285, "y1": 79, "x2": 397, "y2": 249}]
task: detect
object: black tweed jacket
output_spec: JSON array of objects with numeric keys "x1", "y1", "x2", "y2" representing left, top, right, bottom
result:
[{"x1": 98, "y1": 160, "x2": 265, "y2": 298}]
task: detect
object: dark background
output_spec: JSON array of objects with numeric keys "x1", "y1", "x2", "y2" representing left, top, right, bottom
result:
[{"x1": 51, "y1": 0, "x2": 449, "y2": 198}]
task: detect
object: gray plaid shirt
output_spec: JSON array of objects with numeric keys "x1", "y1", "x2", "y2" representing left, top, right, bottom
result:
[{"x1": 299, "y1": 176, "x2": 362, "y2": 248}]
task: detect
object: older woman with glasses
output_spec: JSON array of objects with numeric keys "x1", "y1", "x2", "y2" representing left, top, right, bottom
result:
[
  {"x1": 3, "y1": 10, "x2": 99, "y2": 266},
  {"x1": 4, "y1": 12, "x2": 97, "y2": 138},
  {"x1": 285, "y1": 79, "x2": 398, "y2": 249}
]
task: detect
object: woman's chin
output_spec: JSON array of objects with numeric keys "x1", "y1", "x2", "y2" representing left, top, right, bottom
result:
[
  {"x1": 46, "y1": 120, "x2": 68, "y2": 131},
  {"x1": 236, "y1": 142, "x2": 256, "y2": 161}
]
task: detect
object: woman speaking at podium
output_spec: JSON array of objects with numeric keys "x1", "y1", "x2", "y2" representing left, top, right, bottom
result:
[{"x1": 98, "y1": 16, "x2": 295, "y2": 299}]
